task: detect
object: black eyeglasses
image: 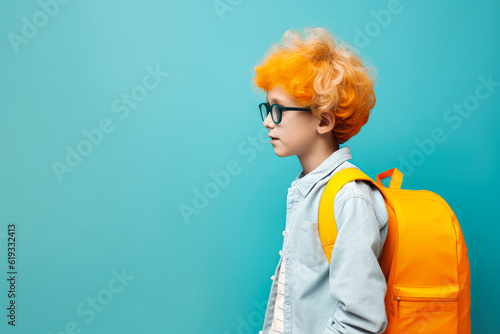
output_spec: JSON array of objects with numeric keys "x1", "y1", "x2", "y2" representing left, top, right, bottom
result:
[{"x1": 259, "y1": 102, "x2": 312, "y2": 124}]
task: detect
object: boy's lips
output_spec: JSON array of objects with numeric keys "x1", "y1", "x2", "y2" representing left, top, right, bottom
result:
[{"x1": 268, "y1": 135, "x2": 279, "y2": 140}]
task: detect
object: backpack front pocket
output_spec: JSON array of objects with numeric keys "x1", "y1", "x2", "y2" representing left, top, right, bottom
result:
[{"x1": 386, "y1": 284, "x2": 459, "y2": 334}]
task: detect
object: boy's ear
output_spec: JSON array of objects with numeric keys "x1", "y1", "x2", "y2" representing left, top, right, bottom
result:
[{"x1": 317, "y1": 111, "x2": 336, "y2": 134}]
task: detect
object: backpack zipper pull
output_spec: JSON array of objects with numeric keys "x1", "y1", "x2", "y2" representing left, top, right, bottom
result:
[{"x1": 394, "y1": 296, "x2": 400, "y2": 318}]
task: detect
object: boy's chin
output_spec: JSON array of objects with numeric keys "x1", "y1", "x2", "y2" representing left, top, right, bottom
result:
[{"x1": 273, "y1": 148, "x2": 293, "y2": 158}]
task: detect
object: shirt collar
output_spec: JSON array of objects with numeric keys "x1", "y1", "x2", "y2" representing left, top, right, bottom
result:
[{"x1": 290, "y1": 146, "x2": 353, "y2": 197}]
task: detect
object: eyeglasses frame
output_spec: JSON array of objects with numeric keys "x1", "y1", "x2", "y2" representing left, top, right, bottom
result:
[{"x1": 259, "y1": 102, "x2": 312, "y2": 124}]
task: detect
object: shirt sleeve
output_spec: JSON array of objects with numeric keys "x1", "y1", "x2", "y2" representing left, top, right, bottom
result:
[{"x1": 323, "y1": 193, "x2": 389, "y2": 334}]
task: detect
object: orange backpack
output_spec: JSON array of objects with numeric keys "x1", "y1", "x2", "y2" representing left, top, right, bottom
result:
[{"x1": 318, "y1": 167, "x2": 471, "y2": 334}]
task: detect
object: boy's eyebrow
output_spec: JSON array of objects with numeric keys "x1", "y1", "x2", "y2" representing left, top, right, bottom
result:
[{"x1": 266, "y1": 97, "x2": 285, "y2": 105}]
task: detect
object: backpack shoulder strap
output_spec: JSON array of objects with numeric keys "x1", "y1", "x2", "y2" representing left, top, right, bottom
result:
[{"x1": 319, "y1": 167, "x2": 375, "y2": 264}]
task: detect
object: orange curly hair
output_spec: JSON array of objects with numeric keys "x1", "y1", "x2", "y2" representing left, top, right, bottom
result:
[{"x1": 252, "y1": 26, "x2": 378, "y2": 144}]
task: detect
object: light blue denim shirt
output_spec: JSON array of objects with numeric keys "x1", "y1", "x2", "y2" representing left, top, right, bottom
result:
[{"x1": 260, "y1": 145, "x2": 389, "y2": 334}]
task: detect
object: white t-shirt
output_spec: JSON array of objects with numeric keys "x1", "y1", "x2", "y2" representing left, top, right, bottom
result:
[{"x1": 270, "y1": 260, "x2": 285, "y2": 334}]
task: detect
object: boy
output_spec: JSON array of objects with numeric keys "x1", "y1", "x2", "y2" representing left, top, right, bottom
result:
[{"x1": 252, "y1": 27, "x2": 389, "y2": 334}]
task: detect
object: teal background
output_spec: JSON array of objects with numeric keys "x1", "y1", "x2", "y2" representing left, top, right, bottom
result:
[{"x1": 1, "y1": 0, "x2": 499, "y2": 333}]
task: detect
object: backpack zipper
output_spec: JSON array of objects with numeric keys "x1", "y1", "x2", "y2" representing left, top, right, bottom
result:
[
  {"x1": 394, "y1": 296, "x2": 400, "y2": 318},
  {"x1": 393, "y1": 294, "x2": 458, "y2": 318}
]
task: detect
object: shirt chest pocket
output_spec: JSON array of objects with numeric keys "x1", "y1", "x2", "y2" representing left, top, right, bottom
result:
[{"x1": 296, "y1": 220, "x2": 326, "y2": 267}]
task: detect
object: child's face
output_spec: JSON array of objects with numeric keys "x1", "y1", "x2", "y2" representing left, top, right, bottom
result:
[{"x1": 264, "y1": 85, "x2": 320, "y2": 158}]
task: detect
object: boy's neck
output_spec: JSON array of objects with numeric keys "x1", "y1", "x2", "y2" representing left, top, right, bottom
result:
[{"x1": 298, "y1": 138, "x2": 340, "y2": 176}]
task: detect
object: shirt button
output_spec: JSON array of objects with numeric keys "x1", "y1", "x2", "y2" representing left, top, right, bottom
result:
[
  {"x1": 285, "y1": 301, "x2": 290, "y2": 305},
  {"x1": 282, "y1": 230, "x2": 286, "y2": 236},
  {"x1": 279, "y1": 250, "x2": 283, "y2": 256},
  {"x1": 259, "y1": 331, "x2": 263, "y2": 334},
  {"x1": 270, "y1": 275, "x2": 275, "y2": 280}
]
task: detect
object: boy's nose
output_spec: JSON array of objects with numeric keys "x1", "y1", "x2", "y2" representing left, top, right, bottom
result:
[{"x1": 263, "y1": 113, "x2": 275, "y2": 128}]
